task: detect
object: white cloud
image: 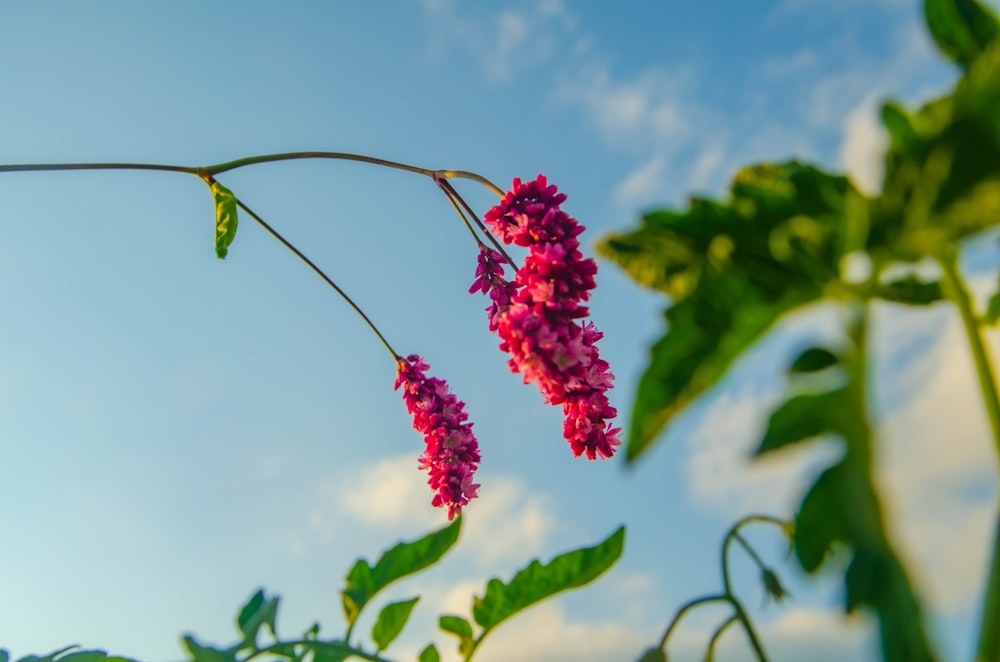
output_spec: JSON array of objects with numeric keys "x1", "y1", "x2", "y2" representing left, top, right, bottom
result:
[
  {"x1": 419, "y1": 0, "x2": 576, "y2": 82},
  {"x1": 613, "y1": 155, "x2": 666, "y2": 207},
  {"x1": 333, "y1": 454, "x2": 554, "y2": 567},
  {"x1": 841, "y1": 95, "x2": 889, "y2": 194}
]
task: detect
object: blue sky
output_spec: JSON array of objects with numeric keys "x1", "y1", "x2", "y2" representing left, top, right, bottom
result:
[{"x1": 1, "y1": 1, "x2": 998, "y2": 660}]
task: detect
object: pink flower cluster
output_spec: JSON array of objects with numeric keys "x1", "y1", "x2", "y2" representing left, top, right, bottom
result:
[
  {"x1": 475, "y1": 175, "x2": 620, "y2": 460},
  {"x1": 395, "y1": 354, "x2": 481, "y2": 519}
]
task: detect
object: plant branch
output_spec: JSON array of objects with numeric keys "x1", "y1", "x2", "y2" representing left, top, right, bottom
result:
[
  {"x1": 937, "y1": 248, "x2": 1000, "y2": 662},
  {"x1": 232, "y1": 194, "x2": 400, "y2": 360}
]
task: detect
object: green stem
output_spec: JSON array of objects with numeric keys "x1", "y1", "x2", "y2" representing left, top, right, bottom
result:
[
  {"x1": 704, "y1": 615, "x2": 739, "y2": 662},
  {"x1": 0, "y1": 152, "x2": 506, "y2": 196},
  {"x1": 937, "y1": 248, "x2": 1000, "y2": 662},
  {"x1": 657, "y1": 594, "x2": 731, "y2": 649},
  {"x1": 720, "y1": 515, "x2": 787, "y2": 594},
  {"x1": 232, "y1": 194, "x2": 400, "y2": 361},
  {"x1": 436, "y1": 177, "x2": 518, "y2": 270}
]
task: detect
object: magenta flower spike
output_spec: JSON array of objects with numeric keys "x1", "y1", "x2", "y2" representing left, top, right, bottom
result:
[
  {"x1": 395, "y1": 354, "x2": 481, "y2": 519},
  {"x1": 476, "y1": 175, "x2": 621, "y2": 460}
]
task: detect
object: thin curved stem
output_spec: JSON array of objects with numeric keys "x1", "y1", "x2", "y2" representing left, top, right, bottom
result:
[
  {"x1": 937, "y1": 248, "x2": 1000, "y2": 662},
  {"x1": 436, "y1": 177, "x2": 518, "y2": 270},
  {"x1": 0, "y1": 161, "x2": 197, "y2": 175},
  {"x1": 720, "y1": 515, "x2": 787, "y2": 594},
  {"x1": 233, "y1": 195, "x2": 400, "y2": 360},
  {"x1": 704, "y1": 614, "x2": 740, "y2": 662},
  {"x1": 438, "y1": 169, "x2": 505, "y2": 197},
  {"x1": 204, "y1": 151, "x2": 436, "y2": 178},
  {"x1": 658, "y1": 594, "x2": 731, "y2": 649}
]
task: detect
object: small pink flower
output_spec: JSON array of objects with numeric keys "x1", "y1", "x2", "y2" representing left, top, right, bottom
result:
[
  {"x1": 474, "y1": 175, "x2": 619, "y2": 459},
  {"x1": 395, "y1": 354, "x2": 480, "y2": 519}
]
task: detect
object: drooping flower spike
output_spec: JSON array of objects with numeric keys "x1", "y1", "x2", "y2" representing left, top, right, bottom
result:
[
  {"x1": 476, "y1": 175, "x2": 620, "y2": 460},
  {"x1": 395, "y1": 354, "x2": 481, "y2": 519}
]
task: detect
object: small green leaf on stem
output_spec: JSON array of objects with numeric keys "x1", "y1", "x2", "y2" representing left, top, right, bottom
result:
[
  {"x1": 341, "y1": 517, "x2": 461, "y2": 627},
  {"x1": 761, "y1": 568, "x2": 790, "y2": 605},
  {"x1": 985, "y1": 285, "x2": 1000, "y2": 324},
  {"x1": 472, "y1": 526, "x2": 624, "y2": 635},
  {"x1": 371, "y1": 597, "x2": 420, "y2": 651},
  {"x1": 234, "y1": 589, "x2": 278, "y2": 646},
  {"x1": 439, "y1": 615, "x2": 475, "y2": 657},
  {"x1": 418, "y1": 644, "x2": 441, "y2": 662},
  {"x1": 756, "y1": 389, "x2": 845, "y2": 455},
  {"x1": 207, "y1": 178, "x2": 238, "y2": 259},
  {"x1": 875, "y1": 276, "x2": 944, "y2": 306}
]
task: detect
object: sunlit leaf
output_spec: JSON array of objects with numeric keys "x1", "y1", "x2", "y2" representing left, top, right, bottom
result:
[
  {"x1": 925, "y1": 0, "x2": 1000, "y2": 69},
  {"x1": 472, "y1": 526, "x2": 624, "y2": 635},
  {"x1": 601, "y1": 162, "x2": 855, "y2": 461},
  {"x1": 341, "y1": 518, "x2": 460, "y2": 627},
  {"x1": 418, "y1": 644, "x2": 440, "y2": 662},
  {"x1": 207, "y1": 179, "x2": 239, "y2": 259},
  {"x1": 371, "y1": 597, "x2": 420, "y2": 652},
  {"x1": 439, "y1": 615, "x2": 475, "y2": 657}
]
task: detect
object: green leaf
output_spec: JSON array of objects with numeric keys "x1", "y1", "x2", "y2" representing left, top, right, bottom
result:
[
  {"x1": 757, "y1": 388, "x2": 850, "y2": 456},
  {"x1": 60, "y1": 654, "x2": 134, "y2": 662},
  {"x1": 925, "y1": 0, "x2": 1000, "y2": 68},
  {"x1": 472, "y1": 526, "x2": 624, "y2": 635},
  {"x1": 881, "y1": 102, "x2": 920, "y2": 152},
  {"x1": 262, "y1": 644, "x2": 298, "y2": 660},
  {"x1": 794, "y1": 465, "x2": 848, "y2": 572},
  {"x1": 181, "y1": 637, "x2": 236, "y2": 662},
  {"x1": 1, "y1": 650, "x2": 8, "y2": 662},
  {"x1": 207, "y1": 178, "x2": 239, "y2": 259},
  {"x1": 310, "y1": 642, "x2": 352, "y2": 662},
  {"x1": 788, "y1": 347, "x2": 839, "y2": 374},
  {"x1": 341, "y1": 517, "x2": 461, "y2": 627},
  {"x1": 235, "y1": 589, "x2": 278, "y2": 645},
  {"x1": 371, "y1": 597, "x2": 420, "y2": 652},
  {"x1": 439, "y1": 615, "x2": 475, "y2": 657},
  {"x1": 600, "y1": 162, "x2": 854, "y2": 462},
  {"x1": 418, "y1": 644, "x2": 440, "y2": 662},
  {"x1": 875, "y1": 275, "x2": 944, "y2": 306},
  {"x1": 636, "y1": 648, "x2": 668, "y2": 662},
  {"x1": 16, "y1": 647, "x2": 79, "y2": 662}
]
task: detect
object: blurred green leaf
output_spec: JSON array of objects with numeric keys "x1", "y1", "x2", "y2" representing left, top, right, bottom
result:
[
  {"x1": 371, "y1": 597, "x2": 419, "y2": 652},
  {"x1": 925, "y1": 0, "x2": 1000, "y2": 68},
  {"x1": 181, "y1": 637, "x2": 236, "y2": 662},
  {"x1": 262, "y1": 644, "x2": 297, "y2": 660},
  {"x1": 600, "y1": 162, "x2": 855, "y2": 461},
  {"x1": 310, "y1": 642, "x2": 351, "y2": 662},
  {"x1": 1, "y1": 650, "x2": 8, "y2": 662},
  {"x1": 756, "y1": 388, "x2": 846, "y2": 455},
  {"x1": 472, "y1": 526, "x2": 624, "y2": 634},
  {"x1": 636, "y1": 648, "x2": 668, "y2": 662},
  {"x1": 418, "y1": 644, "x2": 440, "y2": 662},
  {"x1": 794, "y1": 464, "x2": 848, "y2": 572},
  {"x1": 235, "y1": 589, "x2": 278, "y2": 645},
  {"x1": 439, "y1": 615, "x2": 475, "y2": 657},
  {"x1": 60, "y1": 654, "x2": 132, "y2": 662},
  {"x1": 875, "y1": 275, "x2": 944, "y2": 305},
  {"x1": 208, "y1": 179, "x2": 238, "y2": 259},
  {"x1": 788, "y1": 347, "x2": 839, "y2": 374},
  {"x1": 15, "y1": 647, "x2": 78, "y2": 662},
  {"x1": 341, "y1": 517, "x2": 460, "y2": 627}
]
